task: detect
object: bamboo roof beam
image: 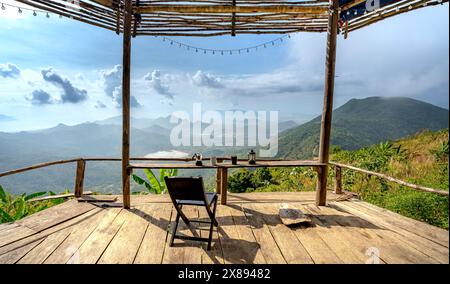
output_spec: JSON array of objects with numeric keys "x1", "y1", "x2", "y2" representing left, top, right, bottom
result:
[{"x1": 134, "y1": 5, "x2": 329, "y2": 14}]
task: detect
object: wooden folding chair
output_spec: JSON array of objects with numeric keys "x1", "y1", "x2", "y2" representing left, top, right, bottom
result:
[{"x1": 164, "y1": 176, "x2": 219, "y2": 250}]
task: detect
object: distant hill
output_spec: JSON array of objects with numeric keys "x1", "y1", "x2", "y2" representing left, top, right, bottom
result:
[
  {"x1": 0, "y1": 113, "x2": 297, "y2": 194},
  {"x1": 278, "y1": 97, "x2": 449, "y2": 159}
]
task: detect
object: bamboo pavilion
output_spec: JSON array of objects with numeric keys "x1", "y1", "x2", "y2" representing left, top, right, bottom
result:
[{"x1": 5, "y1": 0, "x2": 448, "y2": 208}]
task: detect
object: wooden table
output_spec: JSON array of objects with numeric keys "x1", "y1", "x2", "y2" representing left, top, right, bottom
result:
[{"x1": 129, "y1": 160, "x2": 326, "y2": 205}]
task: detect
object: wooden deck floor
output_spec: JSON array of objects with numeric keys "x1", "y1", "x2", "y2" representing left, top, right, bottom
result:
[{"x1": 0, "y1": 192, "x2": 448, "y2": 264}]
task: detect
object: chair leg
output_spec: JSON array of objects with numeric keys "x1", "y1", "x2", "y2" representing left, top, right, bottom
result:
[
  {"x1": 207, "y1": 199, "x2": 218, "y2": 251},
  {"x1": 170, "y1": 211, "x2": 181, "y2": 247}
]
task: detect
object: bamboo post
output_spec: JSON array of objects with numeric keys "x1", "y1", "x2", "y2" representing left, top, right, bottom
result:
[
  {"x1": 122, "y1": 0, "x2": 132, "y2": 209},
  {"x1": 334, "y1": 165, "x2": 342, "y2": 194},
  {"x1": 74, "y1": 159, "x2": 86, "y2": 198},
  {"x1": 216, "y1": 158, "x2": 223, "y2": 194},
  {"x1": 220, "y1": 168, "x2": 228, "y2": 205},
  {"x1": 316, "y1": 0, "x2": 339, "y2": 206}
]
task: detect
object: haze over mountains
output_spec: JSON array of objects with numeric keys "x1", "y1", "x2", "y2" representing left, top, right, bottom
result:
[{"x1": 0, "y1": 96, "x2": 448, "y2": 194}]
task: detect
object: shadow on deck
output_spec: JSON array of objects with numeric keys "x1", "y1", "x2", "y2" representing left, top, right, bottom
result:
[{"x1": 0, "y1": 192, "x2": 448, "y2": 264}]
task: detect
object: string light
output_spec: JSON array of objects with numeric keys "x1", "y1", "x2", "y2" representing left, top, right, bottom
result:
[
  {"x1": 156, "y1": 33, "x2": 293, "y2": 56},
  {"x1": 0, "y1": 1, "x2": 66, "y2": 18}
]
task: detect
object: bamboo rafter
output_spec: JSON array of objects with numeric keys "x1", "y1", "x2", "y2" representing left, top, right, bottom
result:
[{"x1": 9, "y1": 0, "x2": 448, "y2": 36}]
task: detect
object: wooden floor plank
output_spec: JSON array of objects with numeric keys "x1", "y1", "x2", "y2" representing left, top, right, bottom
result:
[
  {"x1": 0, "y1": 239, "x2": 44, "y2": 264},
  {"x1": 308, "y1": 204, "x2": 437, "y2": 264},
  {"x1": 162, "y1": 207, "x2": 187, "y2": 264},
  {"x1": 0, "y1": 207, "x2": 103, "y2": 256},
  {"x1": 0, "y1": 225, "x2": 36, "y2": 248},
  {"x1": 330, "y1": 201, "x2": 449, "y2": 264},
  {"x1": 134, "y1": 204, "x2": 172, "y2": 264},
  {"x1": 44, "y1": 208, "x2": 109, "y2": 264},
  {"x1": 215, "y1": 205, "x2": 265, "y2": 264},
  {"x1": 16, "y1": 200, "x2": 97, "y2": 232},
  {"x1": 291, "y1": 223, "x2": 344, "y2": 264},
  {"x1": 241, "y1": 204, "x2": 286, "y2": 264},
  {"x1": 251, "y1": 203, "x2": 316, "y2": 264},
  {"x1": 299, "y1": 205, "x2": 368, "y2": 264},
  {"x1": 344, "y1": 199, "x2": 449, "y2": 248},
  {"x1": 17, "y1": 227, "x2": 71, "y2": 264},
  {"x1": 162, "y1": 206, "x2": 206, "y2": 264},
  {"x1": 67, "y1": 208, "x2": 124, "y2": 264},
  {"x1": 1, "y1": 192, "x2": 447, "y2": 264},
  {"x1": 198, "y1": 205, "x2": 224, "y2": 264},
  {"x1": 180, "y1": 207, "x2": 204, "y2": 264},
  {"x1": 228, "y1": 204, "x2": 266, "y2": 264},
  {"x1": 97, "y1": 208, "x2": 149, "y2": 264}
]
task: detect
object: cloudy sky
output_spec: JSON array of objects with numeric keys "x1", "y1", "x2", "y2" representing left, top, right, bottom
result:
[{"x1": 0, "y1": 1, "x2": 448, "y2": 132}]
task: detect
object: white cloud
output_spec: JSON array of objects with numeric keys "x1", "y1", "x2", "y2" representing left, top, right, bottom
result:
[
  {"x1": 144, "y1": 70, "x2": 174, "y2": 100},
  {"x1": 191, "y1": 70, "x2": 223, "y2": 89},
  {"x1": 40, "y1": 68, "x2": 87, "y2": 103},
  {"x1": 26, "y1": 89, "x2": 55, "y2": 105},
  {"x1": 101, "y1": 65, "x2": 141, "y2": 108},
  {"x1": 0, "y1": 63, "x2": 21, "y2": 78}
]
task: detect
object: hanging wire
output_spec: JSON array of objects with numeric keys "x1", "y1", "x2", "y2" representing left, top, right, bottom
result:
[
  {"x1": 0, "y1": 1, "x2": 53, "y2": 15},
  {"x1": 155, "y1": 33, "x2": 293, "y2": 56}
]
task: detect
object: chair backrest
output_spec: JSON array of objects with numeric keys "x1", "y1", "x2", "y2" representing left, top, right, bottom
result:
[{"x1": 164, "y1": 176, "x2": 206, "y2": 203}]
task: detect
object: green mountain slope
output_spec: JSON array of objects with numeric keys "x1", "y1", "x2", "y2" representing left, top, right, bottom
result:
[{"x1": 278, "y1": 97, "x2": 449, "y2": 159}]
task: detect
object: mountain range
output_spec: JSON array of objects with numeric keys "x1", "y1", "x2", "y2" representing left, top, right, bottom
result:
[
  {"x1": 0, "y1": 96, "x2": 448, "y2": 194},
  {"x1": 277, "y1": 97, "x2": 449, "y2": 158}
]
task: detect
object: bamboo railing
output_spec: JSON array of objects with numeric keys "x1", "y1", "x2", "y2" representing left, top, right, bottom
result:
[
  {"x1": 330, "y1": 161, "x2": 449, "y2": 196},
  {"x1": 0, "y1": 157, "x2": 289, "y2": 202},
  {"x1": 0, "y1": 158, "x2": 447, "y2": 205}
]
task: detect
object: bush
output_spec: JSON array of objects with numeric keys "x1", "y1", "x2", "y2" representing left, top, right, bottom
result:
[
  {"x1": 365, "y1": 187, "x2": 449, "y2": 230},
  {"x1": 227, "y1": 169, "x2": 255, "y2": 193}
]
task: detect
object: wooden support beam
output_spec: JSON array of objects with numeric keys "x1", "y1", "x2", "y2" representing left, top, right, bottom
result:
[
  {"x1": 316, "y1": 0, "x2": 339, "y2": 206},
  {"x1": 220, "y1": 168, "x2": 228, "y2": 205},
  {"x1": 122, "y1": 0, "x2": 133, "y2": 209},
  {"x1": 135, "y1": 5, "x2": 329, "y2": 14},
  {"x1": 231, "y1": 0, "x2": 236, "y2": 36},
  {"x1": 74, "y1": 159, "x2": 86, "y2": 198},
  {"x1": 334, "y1": 165, "x2": 342, "y2": 194},
  {"x1": 216, "y1": 158, "x2": 223, "y2": 194}
]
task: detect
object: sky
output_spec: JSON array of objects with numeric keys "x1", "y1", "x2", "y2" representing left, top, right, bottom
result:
[{"x1": 0, "y1": 1, "x2": 449, "y2": 132}]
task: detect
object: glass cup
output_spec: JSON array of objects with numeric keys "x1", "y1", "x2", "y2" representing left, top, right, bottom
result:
[{"x1": 211, "y1": 156, "x2": 217, "y2": 166}]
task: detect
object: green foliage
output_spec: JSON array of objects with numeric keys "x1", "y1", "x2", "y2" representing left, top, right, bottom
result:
[
  {"x1": 132, "y1": 168, "x2": 178, "y2": 194},
  {"x1": 430, "y1": 141, "x2": 449, "y2": 162},
  {"x1": 228, "y1": 129, "x2": 449, "y2": 230},
  {"x1": 228, "y1": 169, "x2": 255, "y2": 193},
  {"x1": 364, "y1": 186, "x2": 449, "y2": 229},
  {"x1": 227, "y1": 167, "x2": 315, "y2": 193},
  {"x1": 0, "y1": 185, "x2": 66, "y2": 224}
]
